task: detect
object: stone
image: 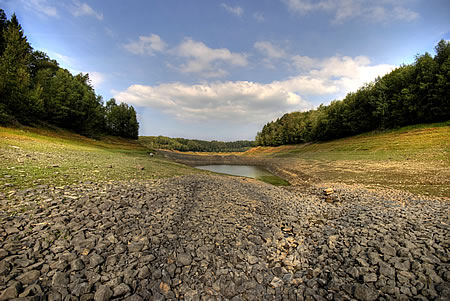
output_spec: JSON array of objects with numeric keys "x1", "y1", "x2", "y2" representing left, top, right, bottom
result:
[
  {"x1": 323, "y1": 188, "x2": 334, "y2": 195},
  {"x1": 270, "y1": 277, "x2": 284, "y2": 288},
  {"x1": 159, "y1": 281, "x2": 170, "y2": 294},
  {"x1": 19, "y1": 284, "x2": 42, "y2": 297},
  {"x1": 177, "y1": 253, "x2": 192, "y2": 266},
  {"x1": 94, "y1": 285, "x2": 113, "y2": 301},
  {"x1": 350, "y1": 245, "x2": 362, "y2": 257},
  {"x1": 363, "y1": 273, "x2": 377, "y2": 283},
  {"x1": 138, "y1": 266, "x2": 150, "y2": 279},
  {"x1": 123, "y1": 295, "x2": 144, "y2": 301},
  {"x1": 52, "y1": 271, "x2": 68, "y2": 287},
  {"x1": 379, "y1": 262, "x2": 395, "y2": 279},
  {"x1": 16, "y1": 269, "x2": 40, "y2": 284},
  {"x1": 89, "y1": 253, "x2": 104, "y2": 268},
  {"x1": 247, "y1": 255, "x2": 258, "y2": 265},
  {"x1": 71, "y1": 258, "x2": 85, "y2": 271},
  {"x1": 113, "y1": 283, "x2": 131, "y2": 297},
  {"x1": 0, "y1": 283, "x2": 20, "y2": 301},
  {"x1": 354, "y1": 284, "x2": 379, "y2": 301}
]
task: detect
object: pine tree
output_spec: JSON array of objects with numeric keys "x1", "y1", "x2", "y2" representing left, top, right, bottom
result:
[{"x1": 0, "y1": 13, "x2": 33, "y2": 122}]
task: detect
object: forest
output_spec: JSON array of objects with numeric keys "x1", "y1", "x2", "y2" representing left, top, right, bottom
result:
[
  {"x1": 139, "y1": 136, "x2": 255, "y2": 152},
  {"x1": 256, "y1": 40, "x2": 450, "y2": 146},
  {"x1": 0, "y1": 9, "x2": 139, "y2": 139}
]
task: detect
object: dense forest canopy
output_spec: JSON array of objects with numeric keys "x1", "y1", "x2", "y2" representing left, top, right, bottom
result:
[
  {"x1": 0, "y1": 9, "x2": 139, "y2": 139},
  {"x1": 140, "y1": 136, "x2": 255, "y2": 152},
  {"x1": 256, "y1": 40, "x2": 450, "y2": 146}
]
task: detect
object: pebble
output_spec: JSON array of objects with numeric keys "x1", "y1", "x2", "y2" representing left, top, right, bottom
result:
[{"x1": 0, "y1": 174, "x2": 448, "y2": 300}]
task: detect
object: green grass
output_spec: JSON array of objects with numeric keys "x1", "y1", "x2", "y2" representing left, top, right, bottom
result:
[
  {"x1": 245, "y1": 121, "x2": 450, "y2": 197},
  {"x1": 250, "y1": 121, "x2": 449, "y2": 162},
  {"x1": 0, "y1": 125, "x2": 199, "y2": 194},
  {"x1": 256, "y1": 175, "x2": 290, "y2": 186}
]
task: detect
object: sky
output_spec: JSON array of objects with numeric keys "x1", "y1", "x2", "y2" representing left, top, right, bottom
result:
[{"x1": 1, "y1": 0, "x2": 449, "y2": 141}]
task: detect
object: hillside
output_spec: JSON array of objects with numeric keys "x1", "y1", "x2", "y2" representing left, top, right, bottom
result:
[
  {"x1": 0, "y1": 125, "x2": 197, "y2": 195},
  {"x1": 245, "y1": 122, "x2": 450, "y2": 197}
]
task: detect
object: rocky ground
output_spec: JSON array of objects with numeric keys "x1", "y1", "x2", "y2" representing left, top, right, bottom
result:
[{"x1": 0, "y1": 174, "x2": 449, "y2": 300}]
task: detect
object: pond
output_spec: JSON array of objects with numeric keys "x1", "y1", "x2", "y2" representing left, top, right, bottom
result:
[{"x1": 195, "y1": 164, "x2": 290, "y2": 186}]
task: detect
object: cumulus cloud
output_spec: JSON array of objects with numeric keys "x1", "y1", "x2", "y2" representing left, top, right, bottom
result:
[
  {"x1": 114, "y1": 81, "x2": 308, "y2": 124},
  {"x1": 279, "y1": 55, "x2": 394, "y2": 95},
  {"x1": 220, "y1": 3, "x2": 244, "y2": 17},
  {"x1": 71, "y1": 0, "x2": 103, "y2": 20},
  {"x1": 254, "y1": 41, "x2": 288, "y2": 59},
  {"x1": 114, "y1": 52, "x2": 394, "y2": 126},
  {"x1": 123, "y1": 34, "x2": 167, "y2": 56},
  {"x1": 87, "y1": 71, "x2": 105, "y2": 88},
  {"x1": 170, "y1": 39, "x2": 248, "y2": 78},
  {"x1": 282, "y1": 0, "x2": 419, "y2": 23},
  {"x1": 253, "y1": 12, "x2": 265, "y2": 22},
  {"x1": 21, "y1": 0, "x2": 58, "y2": 17}
]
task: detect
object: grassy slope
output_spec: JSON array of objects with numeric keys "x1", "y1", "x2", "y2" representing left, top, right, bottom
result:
[
  {"x1": 0, "y1": 126, "x2": 198, "y2": 194},
  {"x1": 245, "y1": 122, "x2": 450, "y2": 197}
]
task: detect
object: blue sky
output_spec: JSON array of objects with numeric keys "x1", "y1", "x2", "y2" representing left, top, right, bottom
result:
[{"x1": 2, "y1": 0, "x2": 449, "y2": 140}]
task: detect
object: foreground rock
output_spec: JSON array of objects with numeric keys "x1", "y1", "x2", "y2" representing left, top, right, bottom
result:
[{"x1": 0, "y1": 175, "x2": 449, "y2": 300}]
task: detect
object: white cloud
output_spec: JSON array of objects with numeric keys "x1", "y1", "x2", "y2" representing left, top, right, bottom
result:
[
  {"x1": 221, "y1": 3, "x2": 244, "y2": 17},
  {"x1": 171, "y1": 39, "x2": 248, "y2": 78},
  {"x1": 253, "y1": 12, "x2": 265, "y2": 22},
  {"x1": 279, "y1": 55, "x2": 394, "y2": 95},
  {"x1": 291, "y1": 55, "x2": 318, "y2": 70},
  {"x1": 282, "y1": 0, "x2": 419, "y2": 23},
  {"x1": 392, "y1": 6, "x2": 419, "y2": 22},
  {"x1": 123, "y1": 34, "x2": 167, "y2": 56},
  {"x1": 21, "y1": 0, "x2": 58, "y2": 17},
  {"x1": 114, "y1": 81, "x2": 307, "y2": 124},
  {"x1": 254, "y1": 41, "x2": 288, "y2": 59},
  {"x1": 113, "y1": 53, "x2": 394, "y2": 126},
  {"x1": 71, "y1": 0, "x2": 103, "y2": 20},
  {"x1": 87, "y1": 71, "x2": 105, "y2": 88}
]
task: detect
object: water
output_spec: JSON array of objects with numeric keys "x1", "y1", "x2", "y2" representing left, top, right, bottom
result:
[{"x1": 195, "y1": 164, "x2": 273, "y2": 179}]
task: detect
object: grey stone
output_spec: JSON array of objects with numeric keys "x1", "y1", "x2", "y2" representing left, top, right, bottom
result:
[
  {"x1": 0, "y1": 283, "x2": 20, "y2": 301},
  {"x1": 177, "y1": 253, "x2": 192, "y2": 266},
  {"x1": 363, "y1": 273, "x2": 377, "y2": 283},
  {"x1": 113, "y1": 283, "x2": 131, "y2": 297},
  {"x1": 94, "y1": 285, "x2": 112, "y2": 301},
  {"x1": 354, "y1": 284, "x2": 379, "y2": 301},
  {"x1": 52, "y1": 271, "x2": 68, "y2": 287},
  {"x1": 16, "y1": 269, "x2": 40, "y2": 284},
  {"x1": 271, "y1": 277, "x2": 284, "y2": 288},
  {"x1": 379, "y1": 262, "x2": 395, "y2": 279},
  {"x1": 89, "y1": 254, "x2": 104, "y2": 268}
]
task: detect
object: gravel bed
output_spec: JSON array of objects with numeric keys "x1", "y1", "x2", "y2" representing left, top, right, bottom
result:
[{"x1": 0, "y1": 174, "x2": 449, "y2": 300}]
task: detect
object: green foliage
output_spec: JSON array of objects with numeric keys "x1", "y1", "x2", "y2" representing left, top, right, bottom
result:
[
  {"x1": 0, "y1": 10, "x2": 139, "y2": 138},
  {"x1": 140, "y1": 136, "x2": 255, "y2": 152},
  {"x1": 105, "y1": 98, "x2": 139, "y2": 139},
  {"x1": 256, "y1": 40, "x2": 450, "y2": 146}
]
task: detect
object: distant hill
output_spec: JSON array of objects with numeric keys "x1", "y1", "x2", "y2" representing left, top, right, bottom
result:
[{"x1": 139, "y1": 136, "x2": 255, "y2": 152}]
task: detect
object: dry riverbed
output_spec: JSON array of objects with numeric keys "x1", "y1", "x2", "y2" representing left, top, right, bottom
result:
[{"x1": 1, "y1": 174, "x2": 449, "y2": 300}]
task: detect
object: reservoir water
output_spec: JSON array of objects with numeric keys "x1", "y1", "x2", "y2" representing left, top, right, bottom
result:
[{"x1": 195, "y1": 164, "x2": 273, "y2": 179}]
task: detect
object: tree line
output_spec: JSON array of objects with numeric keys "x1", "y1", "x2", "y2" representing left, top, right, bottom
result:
[
  {"x1": 140, "y1": 136, "x2": 255, "y2": 152},
  {"x1": 0, "y1": 9, "x2": 139, "y2": 139},
  {"x1": 256, "y1": 40, "x2": 450, "y2": 146}
]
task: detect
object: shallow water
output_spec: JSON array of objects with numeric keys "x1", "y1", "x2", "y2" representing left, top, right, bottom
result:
[{"x1": 195, "y1": 164, "x2": 273, "y2": 179}]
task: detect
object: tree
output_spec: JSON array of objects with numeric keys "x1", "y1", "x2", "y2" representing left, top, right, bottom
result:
[
  {"x1": 105, "y1": 98, "x2": 139, "y2": 139},
  {"x1": 0, "y1": 13, "x2": 33, "y2": 123},
  {"x1": 0, "y1": 9, "x2": 7, "y2": 56}
]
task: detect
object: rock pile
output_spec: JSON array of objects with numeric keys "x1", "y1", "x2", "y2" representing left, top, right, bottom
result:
[{"x1": 0, "y1": 175, "x2": 448, "y2": 300}]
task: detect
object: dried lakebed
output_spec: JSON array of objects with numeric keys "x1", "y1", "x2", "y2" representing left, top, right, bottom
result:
[{"x1": 0, "y1": 174, "x2": 449, "y2": 300}]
